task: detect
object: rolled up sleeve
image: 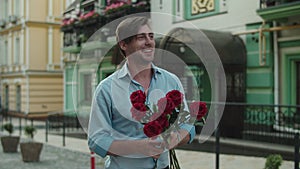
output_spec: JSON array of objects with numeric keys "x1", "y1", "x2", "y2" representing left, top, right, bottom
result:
[
  {"x1": 88, "y1": 82, "x2": 114, "y2": 158},
  {"x1": 180, "y1": 123, "x2": 195, "y2": 144}
]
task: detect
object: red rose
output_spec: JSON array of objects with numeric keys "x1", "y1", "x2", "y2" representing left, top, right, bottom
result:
[
  {"x1": 143, "y1": 120, "x2": 164, "y2": 137},
  {"x1": 157, "y1": 115, "x2": 169, "y2": 129},
  {"x1": 149, "y1": 112, "x2": 163, "y2": 122},
  {"x1": 166, "y1": 90, "x2": 183, "y2": 106},
  {"x1": 132, "y1": 102, "x2": 147, "y2": 111},
  {"x1": 157, "y1": 97, "x2": 167, "y2": 113},
  {"x1": 149, "y1": 112, "x2": 169, "y2": 129},
  {"x1": 165, "y1": 97, "x2": 176, "y2": 114},
  {"x1": 131, "y1": 103, "x2": 147, "y2": 121},
  {"x1": 189, "y1": 101, "x2": 208, "y2": 121},
  {"x1": 157, "y1": 97, "x2": 176, "y2": 114},
  {"x1": 130, "y1": 90, "x2": 146, "y2": 105}
]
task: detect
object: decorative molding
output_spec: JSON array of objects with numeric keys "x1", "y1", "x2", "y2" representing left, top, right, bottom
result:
[
  {"x1": 48, "y1": 26, "x2": 53, "y2": 70},
  {"x1": 257, "y1": 1, "x2": 300, "y2": 21},
  {"x1": 0, "y1": 19, "x2": 6, "y2": 28}
]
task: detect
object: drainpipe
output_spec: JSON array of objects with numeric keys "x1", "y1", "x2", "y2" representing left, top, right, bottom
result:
[
  {"x1": 259, "y1": 21, "x2": 266, "y2": 66},
  {"x1": 273, "y1": 21, "x2": 279, "y2": 117},
  {"x1": 272, "y1": 21, "x2": 282, "y2": 133},
  {"x1": 48, "y1": 26, "x2": 53, "y2": 70}
]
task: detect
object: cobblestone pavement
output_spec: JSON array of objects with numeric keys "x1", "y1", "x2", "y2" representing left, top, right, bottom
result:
[
  {"x1": 0, "y1": 143, "x2": 104, "y2": 169},
  {"x1": 0, "y1": 118, "x2": 295, "y2": 169}
]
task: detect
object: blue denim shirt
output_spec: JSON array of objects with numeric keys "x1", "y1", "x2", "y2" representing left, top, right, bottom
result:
[{"x1": 88, "y1": 63, "x2": 195, "y2": 169}]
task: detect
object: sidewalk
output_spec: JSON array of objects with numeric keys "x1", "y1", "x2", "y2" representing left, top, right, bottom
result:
[{"x1": 0, "y1": 118, "x2": 295, "y2": 169}]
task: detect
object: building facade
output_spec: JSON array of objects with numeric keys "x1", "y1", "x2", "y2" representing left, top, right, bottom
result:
[
  {"x1": 151, "y1": 0, "x2": 300, "y2": 106},
  {"x1": 150, "y1": 0, "x2": 300, "y2": 140},
  {"x1": 61, "y1": 0, "x2": 300, "y2": 142},
  {"x1": 0, "y1": 0, "x2": 67, "y2": 116},
  {"x1": 61, "y1": 0, "x2": 150, "y2": 119}
]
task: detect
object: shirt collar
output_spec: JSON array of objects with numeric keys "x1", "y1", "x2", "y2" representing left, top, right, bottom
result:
[{"x1": 117, "y1": 61, "x2": 161, "y2": 79}]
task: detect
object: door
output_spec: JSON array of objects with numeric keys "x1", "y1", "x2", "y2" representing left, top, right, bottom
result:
[{"x1": 297, "y1": 62, "x2": 300, "y2": 106}]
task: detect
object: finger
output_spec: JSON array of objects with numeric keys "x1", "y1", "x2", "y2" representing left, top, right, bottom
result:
[{"x1": 152, "y1": 154, "x2": 160, "y2": 159}]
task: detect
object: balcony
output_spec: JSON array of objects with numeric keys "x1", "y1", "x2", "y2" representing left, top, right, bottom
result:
[
  {"x1": 61, "y1": 0, "x2": 150, "y2": 53},
  {"x1": 0, "y1": 19, "x2": 6, "y2": 29},
  {"x1": 257, "y1": 0, "x2": 300, "y2": 21},
  {"x1": 8, "y1": 15, "x2": 18, "y2": 24}
]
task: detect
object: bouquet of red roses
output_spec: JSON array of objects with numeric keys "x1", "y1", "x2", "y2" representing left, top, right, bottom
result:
[{"x1": 130, "y1": 89, "x2": 208, "y2": 169}]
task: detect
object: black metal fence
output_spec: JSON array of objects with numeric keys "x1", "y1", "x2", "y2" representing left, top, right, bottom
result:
[
  {"x1": 209, "y1": 102, "x2": 300, "y2": 169},
  {"x1": 1, "y1": 103, "x2": 300, "y2": 168},
  {"x1": 241, "y1": 103, "x2": 298, "y2": 145},
  {"x1": 203, "y1": 102, "x2": 300, "y2": 145},
  {"x1": 45, "y1": 112, "x2": 86, "y2": 146}
]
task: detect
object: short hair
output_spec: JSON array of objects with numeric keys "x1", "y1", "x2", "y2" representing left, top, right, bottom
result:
[{"x1": 116, "y1": 16, "x2": 152, "y2": 44}]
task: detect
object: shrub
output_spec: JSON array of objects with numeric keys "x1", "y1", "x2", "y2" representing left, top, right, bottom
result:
[
  {"x1": 264, "y1": 154, "x2": 283, "y2": 169},
  {"x1": 24, "y1": 126, "x2": 37, "y2": 139},
  {"x1": 3, "y1": 123, "x2": 14, "y2": 135}
]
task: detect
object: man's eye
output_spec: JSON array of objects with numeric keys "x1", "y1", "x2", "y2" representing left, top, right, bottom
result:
[
  {"x1": 149, "y1": 34, "x2": 154, "y2": 39},
  {"x1": 137, "y1": 35, "x2": 145, "y2": 40}
]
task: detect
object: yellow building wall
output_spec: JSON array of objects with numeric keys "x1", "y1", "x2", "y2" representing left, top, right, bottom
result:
[
  {"x1": 28, "y1": 74, "x2": 63, "y2": 113},
  {"x1": 29, "y1": 27, "x2": 47, "y2": 70},
  {"x1": 53, "y1": 0, "x2": 65, "y2": 21},
  {"x1": 29, "y1": 0, "x2": 47, "y2": 22},
  {"x1": 53, "y1": 28, "x2": 62, "y2": 65}
]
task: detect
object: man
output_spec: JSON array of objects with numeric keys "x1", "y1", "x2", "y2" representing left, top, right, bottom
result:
[{"x1": 88, "y1": 16, "x2": 195, "y2": 169}]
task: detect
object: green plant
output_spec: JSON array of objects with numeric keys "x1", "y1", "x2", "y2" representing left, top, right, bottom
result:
[
  {"x1": 264, "y1": 154, "x2": 283, "y2": 169},
  {"x1": 24, "y1": 126, "x2": 37, "y2": 139},
  {"x1": 2, "y1": 123, "x2": 14, "y2": 135}
]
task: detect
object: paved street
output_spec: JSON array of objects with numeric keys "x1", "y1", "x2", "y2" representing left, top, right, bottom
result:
[
  {"x1": 0, "y1": 140, "x2": 105, "y2": 169},
  {"x1": 0, "y1": 118, "x2": 295, "y2": 169}
]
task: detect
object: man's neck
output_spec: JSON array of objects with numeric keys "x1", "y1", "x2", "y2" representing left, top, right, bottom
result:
[
  {"x1": 127, "y1": 62, "x2": 152, "y2": 80},
  {"x1": 127, "y1": 62, "x2": 153, "y2": 95}
]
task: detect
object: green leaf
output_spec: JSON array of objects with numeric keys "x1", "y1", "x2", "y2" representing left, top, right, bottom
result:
[{"x1": 2, "y1": 123, "x2": 14, "y2": 134}]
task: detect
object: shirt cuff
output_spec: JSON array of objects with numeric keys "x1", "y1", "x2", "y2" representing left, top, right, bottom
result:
[
  {"x1": 180, "y1": 124, "x2": 196, "y2": 144},
  {"x1": 88, "y1": 135, "x2": 114, "y2": 158}
]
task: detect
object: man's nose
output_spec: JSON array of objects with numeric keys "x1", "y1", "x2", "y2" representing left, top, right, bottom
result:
[{"x1": 145, "y1": 35, "x2": 153, "y2": 44}]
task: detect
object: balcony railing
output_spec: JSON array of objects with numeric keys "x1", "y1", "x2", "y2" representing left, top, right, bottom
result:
[
  {"x1": 260, "y1": 0, "x2": 300, "y2": 8},
  {"x1": 258, "y1": 0, "x2": 300, "y2": 20},
  {"x1": 61, "y1": 1, "x2": 150, "y2": 50}
]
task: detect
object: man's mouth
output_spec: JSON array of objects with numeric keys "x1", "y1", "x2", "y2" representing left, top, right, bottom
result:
[{"x1": 142, "y1": 49, "x2": 154, "y2": 53}]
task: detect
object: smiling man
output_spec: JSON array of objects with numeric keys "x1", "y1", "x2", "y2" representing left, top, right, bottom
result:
[{"x1": 88, "y1": 16, "x2": 195, "y2": 169}]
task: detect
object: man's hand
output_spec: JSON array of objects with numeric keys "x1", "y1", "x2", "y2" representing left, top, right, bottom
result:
[
  {"x1": 166, "y1": 130, "x2": 190, "y2": 150},
  {"x1": 142, "y1": 138, "x2": 166, "y2": 159}
]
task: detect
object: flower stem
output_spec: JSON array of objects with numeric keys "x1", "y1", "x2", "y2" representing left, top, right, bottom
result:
[{"x1": 169, "y1": 149, "x2": 180, "y2": 169}]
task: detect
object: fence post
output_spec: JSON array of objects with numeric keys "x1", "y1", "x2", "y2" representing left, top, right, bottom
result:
[
  {"x1": 91, "y1": 151, "x2": 95, "y2": 169},
  {"x1": 295, "y1": 133, "x2": 299, "y2": 169},
  {"x1": 63, "y1": 115, "x2": 66, "y2": 146},
  {"x1": 19, "y1": 117, "x2": 22, "y2": 136},
  {"x1": 45, "y1": 119, "x2": 48, "y2": 142},
  {"x1": 215, "y1": 126, "x2": 220, "y2": 169}
]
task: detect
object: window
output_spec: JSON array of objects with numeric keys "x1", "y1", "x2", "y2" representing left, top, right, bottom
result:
[
  {"x1": 3, "y1": 0, "x2": 9, "y2": 19},
  {"x1": 66, "y1": 0, "x2": 76, "y2": 8},
  {"x1": 4, "y1": 40, "x2": 8, "y2": 65},
  {"x1": 173, "y1": 0, "x2": 185, "y2": 22},
  {"x1": 184, "y1": 0, "x2": 228, "y2": 20},
  {"x1": 82, "y1": 74, "x2": 92, "y2": 104},
  {"x1": 14, "y1": 37, "x2": 20, "y2": 65},
  {"x1": 0, "y1": 38, "x2": 3, "y2": 65},
  {"x1": 14, "y1": 0, "x2": 20, "y2": 17},
  {"x1": 4, "y1": 85, "x2": 9, "y2": 110},
  {"x1": 16, "y1": 85, "x2": 21, "y2": 112}
]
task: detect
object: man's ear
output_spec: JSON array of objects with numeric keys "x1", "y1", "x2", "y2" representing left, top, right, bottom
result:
[{"x1": 119, "y1": 41, "x2": 127, "y2": 51}]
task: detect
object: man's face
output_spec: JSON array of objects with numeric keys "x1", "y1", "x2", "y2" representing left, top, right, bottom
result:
[{"x1": 122, "y1": 24, "x2": 155, "y2": 65}]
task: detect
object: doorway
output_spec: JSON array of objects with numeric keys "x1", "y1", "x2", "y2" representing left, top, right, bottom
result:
[{"x1": 297, "y1": 62, "x2": 300, "y2": 106}]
